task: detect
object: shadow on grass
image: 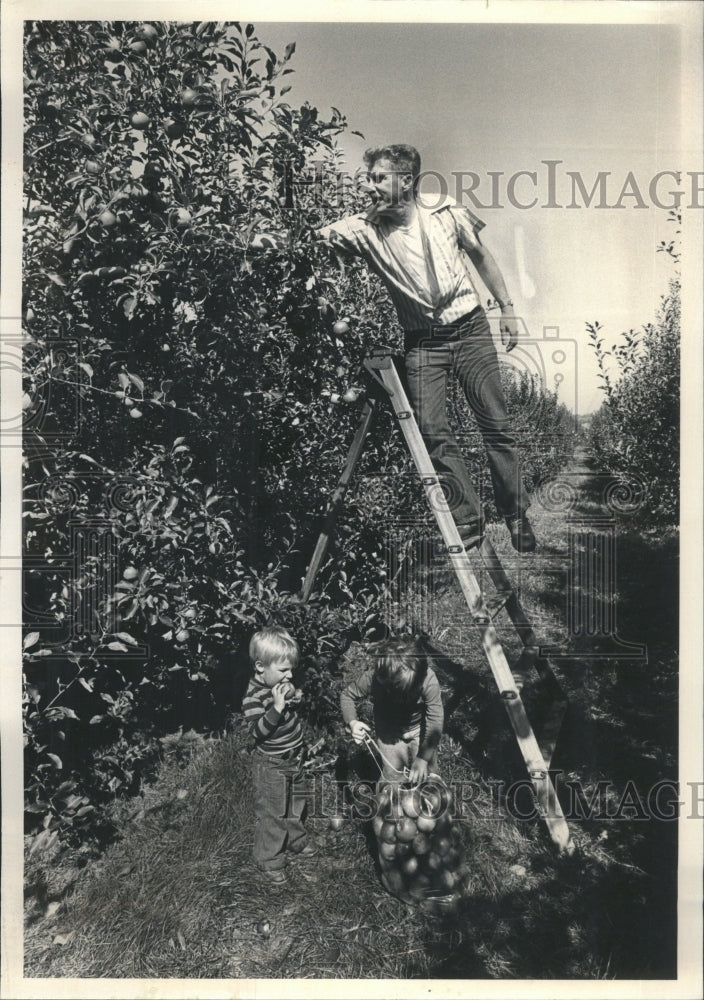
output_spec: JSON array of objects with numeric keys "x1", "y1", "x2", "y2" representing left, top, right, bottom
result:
[{"x1": 409, "y1": 451, "x2": 679, "y2": 980}]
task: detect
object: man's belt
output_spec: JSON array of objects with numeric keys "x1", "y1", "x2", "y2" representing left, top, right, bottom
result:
[{"x1": 404, "y1": 305, "x2": 482, "y2": 342}]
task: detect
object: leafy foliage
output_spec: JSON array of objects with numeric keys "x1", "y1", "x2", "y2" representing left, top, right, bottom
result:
[{"x1": 586, "y1": 212, "x2": 680, "y2": 524}]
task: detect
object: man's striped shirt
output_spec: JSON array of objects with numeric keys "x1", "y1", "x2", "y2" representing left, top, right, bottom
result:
[
  {"x1": 243, "y1": 679, "x2": 303, "y2": 754},
  {"x1": 318, "y1": 197, "x2": 486, "y2": 332}
]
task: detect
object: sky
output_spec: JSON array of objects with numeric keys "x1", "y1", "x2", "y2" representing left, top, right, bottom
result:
[{"x1": 251, "y1": 20, "x2": 684, "y2": 414}]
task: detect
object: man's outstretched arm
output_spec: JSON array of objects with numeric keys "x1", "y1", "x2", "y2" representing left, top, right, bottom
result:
[
  {"x1": 249, "y1": 225, "x2": 354, "y2": 275},
  {"x1": 465, "y1": 242, "x2": 521, "y2": 352}
]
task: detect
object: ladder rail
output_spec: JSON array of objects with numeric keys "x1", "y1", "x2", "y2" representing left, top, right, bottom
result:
[{"x1": 300, "y1": 397, "x2": 376, "y2": 602}]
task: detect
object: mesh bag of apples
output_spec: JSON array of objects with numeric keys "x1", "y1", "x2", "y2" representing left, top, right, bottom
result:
[{"x1": 372, "y1": 778, "x2": 469, "y2": 911}]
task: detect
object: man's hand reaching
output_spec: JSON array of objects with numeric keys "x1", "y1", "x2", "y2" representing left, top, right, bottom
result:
[{"x1": 499, "y1": 306, "x2": 520, "y2": 353}]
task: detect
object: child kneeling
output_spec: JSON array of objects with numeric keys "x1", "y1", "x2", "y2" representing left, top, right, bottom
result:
[
  {"x1": 243, "y1": 626, "x2": 317, "y2": 885},
  {"x1": 340, "y1": 637, "x2": 444, "y2": 784}
]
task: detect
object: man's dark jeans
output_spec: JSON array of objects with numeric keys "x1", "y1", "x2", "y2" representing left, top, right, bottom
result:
[{"x1": 404, "y1": 307, "x2": 527, "y2": 531}]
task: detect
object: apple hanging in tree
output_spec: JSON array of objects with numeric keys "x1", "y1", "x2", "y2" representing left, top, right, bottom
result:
[
  {"x1": 130, "y1": 111, "x2": 151, "y2": 130},
  {"x1": 137, "y1": 23, "x2": 158, "y2": 43}
]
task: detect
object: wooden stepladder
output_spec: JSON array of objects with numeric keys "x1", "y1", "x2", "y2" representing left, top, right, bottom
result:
[{"x1": 302, "y1": 350, "x2": 573, "y2": 854}]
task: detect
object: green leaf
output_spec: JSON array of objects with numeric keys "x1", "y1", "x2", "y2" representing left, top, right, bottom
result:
[
  {"x1": 23, "y1": 631, "x2": 40, "y2": 650},
  {"x1": 47, "y1": 753, "x2": 63, "y2": 769},
  {"x1": 113, "y1": 632, "x2": 138, "y2": 645}
]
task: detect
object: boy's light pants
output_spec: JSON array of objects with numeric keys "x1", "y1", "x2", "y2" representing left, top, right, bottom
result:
[{"x1": 251, "y1": 748, "x2": 309, "y2": 871}]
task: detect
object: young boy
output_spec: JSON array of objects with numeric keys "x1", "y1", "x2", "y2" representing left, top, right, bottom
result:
[
  {"x1": 340, "y1": 637, "x2": 444, "y2": 784},
  {"x1": 243, "y1": 625, "x2": 317, "y2": 885}
]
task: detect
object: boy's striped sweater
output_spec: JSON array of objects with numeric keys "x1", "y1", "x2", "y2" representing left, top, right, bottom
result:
[{"x1": 243, "y1": 678, "x2": 303, "y2": 754}]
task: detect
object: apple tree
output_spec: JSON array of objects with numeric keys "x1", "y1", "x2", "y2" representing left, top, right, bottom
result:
[{"x1": 22, "y1": 19, "x2": 407, "y2": 844}]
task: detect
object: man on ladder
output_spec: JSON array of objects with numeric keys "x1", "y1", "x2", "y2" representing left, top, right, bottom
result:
[
  {"x1": 254, "y1": 143, "x2": 535, "y2": 553},
  {"x1": 254, "y1": 146, "x2": 576, "y2": 852}
]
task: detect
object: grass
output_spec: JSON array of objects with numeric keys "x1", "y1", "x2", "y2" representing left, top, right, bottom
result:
[{"x1": 24, "y1": 447, "x2": 678, "y2": 981}]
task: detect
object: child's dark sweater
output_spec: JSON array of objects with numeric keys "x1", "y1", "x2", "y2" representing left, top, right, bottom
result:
[{"x1": 340, "y1": 666, "x2": 443, "y2": 760}]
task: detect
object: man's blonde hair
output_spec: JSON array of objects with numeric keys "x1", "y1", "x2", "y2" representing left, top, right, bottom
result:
[{"x1": 249, "y1": 625, "x2": 300, "y2": 667}]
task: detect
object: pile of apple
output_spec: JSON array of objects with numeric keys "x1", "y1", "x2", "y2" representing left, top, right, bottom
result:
[{"x1": 372, "y1": 779, "x2": 468, "y2": 911}]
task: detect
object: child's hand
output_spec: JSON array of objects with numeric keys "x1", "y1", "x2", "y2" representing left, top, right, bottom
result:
[
  {"x1": 409, "y1": 758, "x2": 429, "y2": 784},
  {"x1": 271, "y1": 682, "x2": 289, "y2": 712},
  {"x1": 349, "y1": 720, "x2": 371, "y2": 744}
]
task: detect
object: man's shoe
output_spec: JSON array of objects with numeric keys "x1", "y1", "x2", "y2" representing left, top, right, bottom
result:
[
  {"x1": 506, "y1": 514, "x2": 536, "y2": 553},
  {"x1": 457, "y1": 521, "x2": 485, "y2": 551}
]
